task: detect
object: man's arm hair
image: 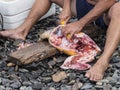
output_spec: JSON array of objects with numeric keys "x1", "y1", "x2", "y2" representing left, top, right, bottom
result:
[{"x1": 78, "y1": 0, "x2": 116, "y2": 26}]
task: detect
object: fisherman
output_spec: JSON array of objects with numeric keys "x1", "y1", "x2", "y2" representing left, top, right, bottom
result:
[{"x1": 0, "y1": 0, "x2": 120, "y2": 81}]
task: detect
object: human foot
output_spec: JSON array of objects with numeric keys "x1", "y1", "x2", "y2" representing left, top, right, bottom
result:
[
  {"x1": 0, "y1": 27, "x2": 27, "y2": 40},
  {"x1": 85, "y1": 59, "x2": 109, "y2": 81}
]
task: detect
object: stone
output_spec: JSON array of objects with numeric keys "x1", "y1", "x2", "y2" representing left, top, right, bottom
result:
[
  {"x1": 22, "y1": 81, "x2": 32, "y2": 86},
  {"x1": 103, "y1": 84, "x2": 112, "y2": 90},
  {"x1": 0, "y1": 85, "x2": 5, "y2": 90},
  {"x1": 111, "y1": 87, "x2": 117, "y2": 90},
  {"x1": 20, "y1": 86, "x2": 27, "y2": 90},
  {"x1": 25, "y1": 86, "x2": 33, "y2": 90},
  {"x1": 6, "y1": 87, "x2": 13, "y2": 90},
  {"x1": 10, "y1": 81, "x2": 21, "y2": 89},
  {"x1": 52, "y1": 71, "x2": 67, "y2": 82},
  {"x1": 49, "y1": 87, "x2": 56, "y2": 90},
  {"x1": 96, "y1": 81, "x2": 103, "y2": 86},
  {"x1": 72, "y1": 82, "x2": 83, "y2": 90},
  {"x1": 81, "y1": 83, "x2": 93, "y2": 90}
]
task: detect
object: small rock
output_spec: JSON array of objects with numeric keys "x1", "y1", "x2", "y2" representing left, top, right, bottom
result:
[
  {"x1": 68, "y1": 80, "x2": 76, "y2": 85},
  {"x1": 49, "y1": 87, "x2": 56, "y2": 90},
  {"x1": 32, "y1": 81, "x2": 44, "y2": 90},
  {"x1": 22, "y1": 81, "x2": 32, "y2": 86},
  {"x1": 0, "y1": 85, "x2": 5, "y2": 90},
  {"x1": 25, "y1": 86, "x2": 33, "y2": 90},
  {"x1": 6, "y1": 87, "x2": 13, "y2": 90},
  {"x1": 94, "y1": 85, "x2": 103, "y2": 89},
  {"x1": 19, "y1": 69, "x2": 29, "y2": 73},
  {"x1": 81, "y1": 83, "x2": 93, "y2": 90},
  {"x1": 10, "y1": 80, "x2": 21, "y2": 89},
  {"x1": 103, "y1": 84, "x2": 112, "y2": 90},
  {"x1": 72, "y1": 82, "x2": 83, "y2": 90},
  {"x1": 68, "y1": 73, "x2": 76, "y2": 81},
  {"x1": 52, "y1": 71, "x2": 67, "y2": 82},
  {"x1": 20, "y1": 86, "x2": 27, "y2": 90},
  {"x1": 111, "y1": 87, "x2": 117, "y2": 90},
  {"x1": 96, "y1": 81, "x2": 103, "y2": 86}
]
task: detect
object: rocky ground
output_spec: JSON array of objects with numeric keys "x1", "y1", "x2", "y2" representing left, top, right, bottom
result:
[{"x1": 0, "y1": 7, "x2": 120, "y2": 90}]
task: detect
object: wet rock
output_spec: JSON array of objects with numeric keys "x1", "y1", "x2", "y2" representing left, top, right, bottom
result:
[
  {"x1": 52, "y1": 71, "x2": 67, "y2": 82},
  {"x1": 94, "y1": 85, "x2": 103, "y2": 89}
]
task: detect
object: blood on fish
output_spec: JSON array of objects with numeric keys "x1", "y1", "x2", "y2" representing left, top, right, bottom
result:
[{"x1": 49, "y1": 25, "x2": 101, "y2": 70}]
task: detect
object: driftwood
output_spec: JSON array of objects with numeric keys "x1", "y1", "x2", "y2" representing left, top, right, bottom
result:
[
  {"x1": 8, "y1": 41, "x2": 59, "y2": 65},
  {"x1": 8, "y1": 24, "x2": 105, "y2": 65}
]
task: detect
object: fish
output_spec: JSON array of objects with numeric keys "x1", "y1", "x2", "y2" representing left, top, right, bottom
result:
[{"x1": 49, "y1": 25, "x2": 101, "y2": 70}]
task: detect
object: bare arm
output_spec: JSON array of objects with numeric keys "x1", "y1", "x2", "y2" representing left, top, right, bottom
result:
[
  {"x1": 78, "y1": 0, "x2": 116, "y2": 27},
  {"x1": 59, "y1": 0, "x2": 71, "y2": 23}
]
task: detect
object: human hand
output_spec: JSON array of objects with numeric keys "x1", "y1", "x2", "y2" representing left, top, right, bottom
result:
[
  {"x1": 59, "y1": 8, "x2": 71, "y2": 24},
  {"x1": 62, "y1": 21, "x2": 84, "y2": 40}
]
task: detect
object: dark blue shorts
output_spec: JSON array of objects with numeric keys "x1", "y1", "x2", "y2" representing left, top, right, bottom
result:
[{"x1": 76, "y1": 0, "x2": 107, "y2": 29}]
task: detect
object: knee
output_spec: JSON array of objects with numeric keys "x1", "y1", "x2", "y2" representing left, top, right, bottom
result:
[{"x1": 108, "y1": 2, "x2": 120, "y2": 19}]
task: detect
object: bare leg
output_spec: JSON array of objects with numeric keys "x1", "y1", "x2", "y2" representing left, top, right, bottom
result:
[{"x1": 85, "y1": 2, "x2": 120, "y2": 81}]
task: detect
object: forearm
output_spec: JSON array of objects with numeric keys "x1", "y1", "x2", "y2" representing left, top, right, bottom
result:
[
  {"x1": 78, "y1": 0, "x2": 115, "y2": 26},
  {"x1": 63, "y1": 0, "x2": 71, "y2": 11},
  {"x1": 23, "y1": 0, "x2": 51, "y2": 28}
]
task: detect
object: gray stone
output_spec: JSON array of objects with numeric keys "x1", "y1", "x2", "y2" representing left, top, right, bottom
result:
[
  {"x1": 0, "y1": 78, "x2": 2, "y2": 84},
  {"x1": 19, "y1": 69, "x2": 29, "y2": 73},
  {"x1": 118, "y1": 87, "x2": 120, "y2": 90},
  {"x1": 10, "y1": 81, "x2": 21, "y2": 89},
  {"x1": 49, "y1": 87, "x2": 56, "y2": 90},
  {"x1": 103, "y1": 84, "x2": 112, "y2": 90},
  {"x1": 112, "y1": 70, "x2": 119, "y2": 80},
  {"x1": 20, "y1": 86, "x2": 27, "y2": 90},
  {"x1": 72, "y1": 82, "x2": 83, "y2": 90},
  {"x1": 95, "y1": 85, "x2": 103, "y2": 89},
  {"x1": 81, "y1": 83, "x2": 93, "y2": 89},
  {"x1": 0, "y1": 85, "x2": 5, "y2": 90},
  {"x1": 96, "y1": 81, "x2": 103, "y2": 86},
  {"x1": 68, "y1": 73, "x2": 76, "y2": 81},
  {"x1": 25, "y1": 86, "x2": 33, "y2": 90},
  {"x1": 22, "y1": 81, "x2": 32, "y2": 86},
  {"x1": 32, "y1": 81, "x2": 44, "y2": 90},
  {"x1": 111, "y1": 87, "x2": 117, "y2": 90},
  {"x1": 6, "y1": 87, "x2": 13, "y2": 90},
  {"x1": 41, "y1": 77, "x2": 52, "y2": 83}
]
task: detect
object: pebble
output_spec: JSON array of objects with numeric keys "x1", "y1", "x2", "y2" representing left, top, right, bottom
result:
[
  {"x1": 81, "y1": 83, "x2": 93, "y2": 89},
  {"x1": 111, "y1": 87, "x2": 117, "y2": 90},
  {"x1": 52, "y1": 71, "x2": 67, "y2": 82}
]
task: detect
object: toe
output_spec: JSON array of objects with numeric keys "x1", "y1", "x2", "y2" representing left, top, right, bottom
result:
[{"x1": 85, "y1": 71, "x2": 91, "y2": 78}]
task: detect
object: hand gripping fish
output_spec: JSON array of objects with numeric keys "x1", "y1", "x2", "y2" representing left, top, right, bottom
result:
[{"x1": 41, "y1": 25, "x2": 101, "y2": 70}]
